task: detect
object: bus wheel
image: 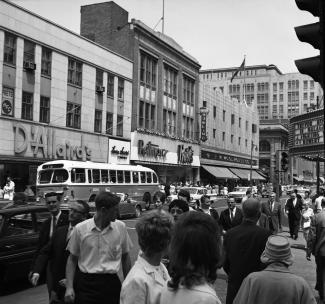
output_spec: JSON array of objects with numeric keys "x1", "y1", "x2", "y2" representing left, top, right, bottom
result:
[{"x1": 135, "y1": 206, "x2": 142, "y2": 218}]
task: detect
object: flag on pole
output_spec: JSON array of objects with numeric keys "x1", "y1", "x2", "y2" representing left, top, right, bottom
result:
[{"x1": 230, "y1": 58, "x2": 245, "y2": 82}]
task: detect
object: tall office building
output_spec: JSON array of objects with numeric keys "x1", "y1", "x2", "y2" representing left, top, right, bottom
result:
[{"x1": 200, "y1": 64, "x2": 323, "y2": 120}]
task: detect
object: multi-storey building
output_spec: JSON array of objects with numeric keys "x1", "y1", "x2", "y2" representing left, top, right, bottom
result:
[
  {"x1": 80, "y1": 2, "x2": 201, "y2": 184},
  {"x1": 0, "y1": 0, "x2": 133, "y2": 190},
  {"x1": 199, "y1": 84, "x2": 263, "y2": 186},
  {"x1": 200, "y1": 64, "x2": 323, "y2": 183},
  {"x1": 200, "y1": 64, "x2": 323, "y2": 120}
]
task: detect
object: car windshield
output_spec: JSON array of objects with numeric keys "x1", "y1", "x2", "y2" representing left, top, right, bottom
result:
[
  {"x1": 182, "y1": 188, "x2": 199, "y2": 194},
  {"x1": 39, "y1": 169, "x2": 69, "y2": 184}
]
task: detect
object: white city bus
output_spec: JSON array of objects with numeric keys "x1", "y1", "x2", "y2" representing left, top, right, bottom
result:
[{"x1": 36, "y1": 160, "x2": 160, "y2": 215}]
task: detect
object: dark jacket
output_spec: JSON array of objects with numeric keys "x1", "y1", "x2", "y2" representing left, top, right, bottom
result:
[
  {"x1": 285, "y1": 198, "x2": 303, "y2": 220},
  {"x1": 261, "y1": 200, "x2": 282, "y2": 233},
  {"x1": 223, "y1": 220, "x2": 271, "y2": 304},
  {"x1": 31, "y1": 212, "x2": 69, "y2": 272},
  {"x1": 219, "y1": 207, "x2": 243, "y2": 232},
  {"x1": 33, "y1": 225, "x2": 70, "y2": 298}
]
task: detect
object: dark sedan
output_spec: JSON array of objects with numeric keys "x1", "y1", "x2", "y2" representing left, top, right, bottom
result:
[{"x1": 0, "y1": 204, "x2": 51, "y2": 292}]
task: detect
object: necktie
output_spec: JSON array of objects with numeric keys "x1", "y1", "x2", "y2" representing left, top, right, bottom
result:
[
  {"x1": 230, "y1": 210, "x2": 234, "y2": 222},
  {"x1": 50, "y1": 216, "x2": 56, "y2": 238},
  {"x1": 270, "y1": 202, "x2": 273, "y2": 212}
]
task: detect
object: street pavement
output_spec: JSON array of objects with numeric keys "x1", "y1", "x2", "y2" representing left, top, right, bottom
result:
[{"x1": 0, "y1": 196, "x2": 321, "y2": 304}]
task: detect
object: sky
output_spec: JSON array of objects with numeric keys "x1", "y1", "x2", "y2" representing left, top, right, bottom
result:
[{"x1": 10, "y1": 0, "x2": 319, "y2": 73}]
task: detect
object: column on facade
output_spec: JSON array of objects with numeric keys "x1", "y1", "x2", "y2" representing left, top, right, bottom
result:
[
  {"x1": 15, "y1": 37, "x2": 24, "y2": 118},
  {"x1": 0, "y1": 30, "x2": 4, "y2": 99},
  {"x1": 33, "y1": 44, "x2": 42, "y2": 122}
]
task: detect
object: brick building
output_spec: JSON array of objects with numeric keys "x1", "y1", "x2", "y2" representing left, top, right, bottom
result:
[{"x1": 80, "y1": 2, "x2": 201, "y2": 183}]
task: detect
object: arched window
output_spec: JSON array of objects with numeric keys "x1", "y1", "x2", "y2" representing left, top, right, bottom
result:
[{"x1": 259, "y1": 140, "x2": 271, "y2": 152}]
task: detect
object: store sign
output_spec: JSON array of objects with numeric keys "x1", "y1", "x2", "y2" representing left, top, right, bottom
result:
[
  {"x1": 109, "y1": 139, "x2": 130, "y2": 164},
  {"x1": 2, "y1": 87, "x2": 14, "y2": 116},
  {"x1": 177, "y1": 145, "x2": 194, "y2": 164},
  {"x1": 201, "y1": 150, "x2": 257, "y2": 166},
  {"x1": 138, "y1": 140, "x2": 168, "y2": 159},
  {"x1": 13, "y1": 123, "x2": 92, "y2": 160},
  {"x1": 200, "y1": 112, "x2": 207, "y2": 142},
  {"x1": 293, "y1": 117, "x2": 324, "y2": 146}
]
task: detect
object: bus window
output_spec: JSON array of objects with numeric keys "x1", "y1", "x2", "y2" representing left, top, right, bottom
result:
[
  {"x1": 132, "y1": 172, "x2": 139, "y2": 183},
  {"x1": 93, "y1": 169, "x2": 100, "y2": 183},
  {"x1": 117, "y1": 170, "x2": 124, "y2": 183},
  {"x1": 152, "y1": 173, "x2": 158, "y2": 183},
  {"x1": 71, "y1": 168, "x2": 85, "y2": 183},
  {"x1": 52, "y1": 169, "x2": 69, "y2": 183},
  {"x1": 140, "y1": 172, "x2": 146, "y2": 183},
  {"x1": 101, "y1": 170, "x2": 109, "y2": 183},
  {"x1": 109, "y1": 170, "x2": 117, "y2": 183},
  {"x1": 39, "y1": 170, "x2": 53, "y2": 184},
  {"x1": 146, "y1": 172, "x2": 152, "y2": 183},
  {"x1": 124, "y1": 171, "x2": 131, "y2": 183},
  {"x1": 87, "y1": 169, "x2": 92, "y2": 183}
]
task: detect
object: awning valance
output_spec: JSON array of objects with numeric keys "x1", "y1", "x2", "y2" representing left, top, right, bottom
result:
[
  {"x1": 229, "y1": 168, "x2": 265, "y2": 180},
  {"x1": 202, "y1": 165, "x2": 238, "y2": 179}
]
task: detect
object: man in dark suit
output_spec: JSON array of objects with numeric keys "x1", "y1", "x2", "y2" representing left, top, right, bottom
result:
[
  {"x1": 285, "y1": 192, "x2": 303, "y2": 239},
  {"x1": 31, "y1": 200, "x2": 89, "y2": 303},
  {"x1": 223, "y1": 197, "x2": 271, "y2": 304},
  {"x1": 308, "y1": 198, "x2": 325, "y2": 301},
  {"x1": 198, "y1": 195, "x2": 220, "y2": 221},
  {"x1": 30, "y1": 192, "x2": 69, "y2": 294},
  {"x1": 261, "y1": 192, "x2": 282, "y2": 234},
  {"x1": 219, "y1": 196, "x2": 243, "y2": 235}
]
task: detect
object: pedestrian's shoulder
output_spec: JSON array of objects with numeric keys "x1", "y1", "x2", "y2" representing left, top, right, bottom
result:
[
  {"x1": 75, "y1": 217, "x2": 93, "y2": 231},
  {"x1": 112, "y1": 219, "x2": 127, "y2": 230}
]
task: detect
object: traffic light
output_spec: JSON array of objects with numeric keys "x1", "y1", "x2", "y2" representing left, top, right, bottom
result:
[
  {"x1": 294, "y1": 0, "x2": 324, "y2": 88},
  {"x1": 281, "y1": 152, "x2": 289, "y2": 172}
]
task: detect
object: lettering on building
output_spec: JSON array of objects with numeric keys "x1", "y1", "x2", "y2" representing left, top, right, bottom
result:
[
  {"x1": 201, "y1": 112, "x2": 207, "y2": 142},
  {"x1": 138, "y1": 140, "x2": 168, "y2": 159},
  {"x1": 111, "y1": 146, "x2": 129, "y2": 160},
  {"x1": 177, "y1": 145, "x2": 194, "y2": 164},
  {"x1": 13, "y1": 123, "x2": 92, "y2": 160},
  {"x1": 201, "y1": 150, "x2": 257, "y2": 166},
  {"x1": 293, "y1": 118, "x2": 324, "y2": 146}
]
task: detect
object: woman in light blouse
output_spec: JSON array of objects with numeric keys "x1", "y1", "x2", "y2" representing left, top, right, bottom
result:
[{"x1": 120, "y1": 210, "x2": 173, "y2": 304}]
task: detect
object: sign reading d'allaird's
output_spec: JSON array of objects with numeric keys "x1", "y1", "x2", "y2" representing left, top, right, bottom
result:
[{"x1": 13, "y1": 122, "x2": 92, "y2": 161}]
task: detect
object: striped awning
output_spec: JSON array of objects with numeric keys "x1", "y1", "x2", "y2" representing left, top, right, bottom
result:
[{"x1": 202, "y1": 165, "x2": 238, "y2": 179}]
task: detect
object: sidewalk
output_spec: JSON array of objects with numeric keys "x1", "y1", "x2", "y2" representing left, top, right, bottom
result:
[{"x1": 214, "y1": 229, "x2": 319, "y2": 304}]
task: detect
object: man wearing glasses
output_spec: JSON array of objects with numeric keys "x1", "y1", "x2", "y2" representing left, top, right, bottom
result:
[
  {"x1": 30, "y1": 192, "x2": 69, "y2": 296},
  {"x1": 31, "y1": 200, "x2": 89, "y2": 303}
]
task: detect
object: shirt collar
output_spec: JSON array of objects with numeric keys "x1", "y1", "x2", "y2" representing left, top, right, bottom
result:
[
  {"x1": 264, "y1": 262, "x2": 291, "y2": 273},
  {"x1": 137, "y1": 254, "x2": 167, "y2": 286},
  {"x1": 90, "y1": 217, "x2": 113, "y2": 232},
  {"x1": 54, "y1": 210, "x2": 61, "y2": 221}
]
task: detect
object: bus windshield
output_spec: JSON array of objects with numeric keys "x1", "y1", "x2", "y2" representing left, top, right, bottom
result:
[{"x1": 39, "y1": 169, "x2": 69, "y2": 184}]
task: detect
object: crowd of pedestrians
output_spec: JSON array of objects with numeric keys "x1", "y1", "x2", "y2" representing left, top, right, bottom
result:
[{"x1": 29, "y1": 185, "x2": 323, "y2": 304}]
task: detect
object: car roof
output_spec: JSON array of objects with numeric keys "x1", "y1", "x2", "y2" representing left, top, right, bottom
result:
[{"x1": 0, "y1": 204, "x2": 48, "y2": 215}]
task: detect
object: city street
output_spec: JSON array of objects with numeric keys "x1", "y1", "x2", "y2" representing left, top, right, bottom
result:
[{"x1": 0, "y1": 196, "x2": 320, "y2": 304}]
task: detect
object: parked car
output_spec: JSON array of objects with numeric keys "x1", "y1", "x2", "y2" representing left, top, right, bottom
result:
[
  {"x1": 228, "y1": 187, "x2": 251, "y2": 203},
  {"x1": 0, "y1": 204, "x2": 52, "y2": 291},
  {"x1": 88, "y1": 193, "x2": 145, "y2": 218}
]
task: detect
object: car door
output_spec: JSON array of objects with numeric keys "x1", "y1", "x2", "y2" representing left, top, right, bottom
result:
[{"x1": 0, "y1": 210, "x2": 40, "y2": 283}]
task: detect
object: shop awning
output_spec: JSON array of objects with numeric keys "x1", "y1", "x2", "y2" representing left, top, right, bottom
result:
[
  {"x1": 229, "y1": 168, "x2": 266, "y2": 180},
  {"x1": 202, "y1": 165, "x2": 238, "y2": 179}
]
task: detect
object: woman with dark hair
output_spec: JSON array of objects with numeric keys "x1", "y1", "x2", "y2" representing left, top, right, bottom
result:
[
  {"x1": 160, "y1": 212, "x2": 222, "y2": 304},
  {"x1": 153, "y1": 191, "x2": 166, "y2": 209},
  {"x1": 120, "y1": 210, "x2": 173, "y2": 304}
]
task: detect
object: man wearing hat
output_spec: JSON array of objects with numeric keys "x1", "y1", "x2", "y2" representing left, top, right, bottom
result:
[
  {"x1": 219, "y1": 196, "x2": 243, "y2": 235},
  {"x1": 177, "y1": 188, "x2": 191, "y2": 204},
  {"x1": 233, "y1": 235, "x2": 316, "y2": 304}
]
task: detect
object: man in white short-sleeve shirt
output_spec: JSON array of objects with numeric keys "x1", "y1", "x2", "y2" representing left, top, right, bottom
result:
[{"x1": 65, "y1": 191, "x2": 132, "y2": 304}]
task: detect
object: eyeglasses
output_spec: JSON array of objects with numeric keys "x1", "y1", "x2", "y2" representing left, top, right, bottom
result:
[{"x1": 170, "y1": 208, "x2": 183, "y2": 215}]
